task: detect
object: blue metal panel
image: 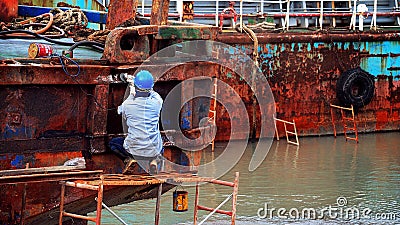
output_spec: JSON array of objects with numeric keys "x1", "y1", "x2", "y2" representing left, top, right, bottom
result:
[
  {"x1": 253, "y1": 40, "x2": 400, "y2": 78},
  {"x1": 359, "y1": 41, "x2": 400, "y2": 77},
  {"x1": 18, "y1": 5, "x2": 107, "y2": 24}
]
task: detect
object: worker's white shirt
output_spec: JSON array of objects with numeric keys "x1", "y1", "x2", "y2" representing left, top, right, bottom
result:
[{"x1": 120, "y1": 91, "x2": 163, "y2": 157}]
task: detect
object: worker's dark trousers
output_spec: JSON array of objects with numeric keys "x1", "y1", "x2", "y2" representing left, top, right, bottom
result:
[
  {"x1": 109, "y1": 137, "x2": 164, "y2": 170},
  {"x1": 109, "y1": 137, "x2": 132, "y2": 161}
]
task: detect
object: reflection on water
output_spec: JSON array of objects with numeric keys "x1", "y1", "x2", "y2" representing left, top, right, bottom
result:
[{"x1": 95, "y1": 132, "x2": 399, "y2": 225}]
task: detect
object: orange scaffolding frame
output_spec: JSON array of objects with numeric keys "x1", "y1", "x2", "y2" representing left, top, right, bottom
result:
[
  {"x1": 194, "y1": 172, "x2": 239, "y2": 225},
  {"x1": 58, "y1": 172, "x2": 239, "y2": 225}
]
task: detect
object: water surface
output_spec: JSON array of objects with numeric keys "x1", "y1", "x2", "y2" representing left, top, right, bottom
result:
[{"x1": 95, "y1": 132, "x2": 399, "y2": 225}]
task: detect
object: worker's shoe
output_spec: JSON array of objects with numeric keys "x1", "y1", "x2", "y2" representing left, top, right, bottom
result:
[
  {"x1": 149, "y1": 159, "x2": 158, "y2": 174},
  {"x1": 122, "y1": 158, "x2": 137, "y2": 175}
]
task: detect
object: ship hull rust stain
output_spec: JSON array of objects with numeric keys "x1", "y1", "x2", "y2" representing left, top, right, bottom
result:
[{"x1": 215, "y1": 32, "x2": 400, "y2": 139}]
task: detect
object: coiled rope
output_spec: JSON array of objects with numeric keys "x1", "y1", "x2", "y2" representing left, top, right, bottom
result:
[{"x1": 37, "y1": 8, "x2": 88, "y2": 36}]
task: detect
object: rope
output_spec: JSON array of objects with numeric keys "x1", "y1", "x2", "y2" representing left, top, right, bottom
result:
[
  {"x1": 37, "y1": 8, "x2": 89, "y2": 36},
  {"x1": 0, "y1": 13, "x2": 55, "y2": 37},
  {"x1": 73, "y1": 14, "x2": 146, "y2": 44},
  {"x1": 19, "y1": 13, "x2": 54, "y2": 34},
  {"x1": 0, "y1": 30, "x2": 104, "y2": 52},
  {"x1": 74, "y1": 29, "x2": 110, "y2": 44},
  {"x1": 235, "y1": 21, "x2": 276, "y2": 32}
]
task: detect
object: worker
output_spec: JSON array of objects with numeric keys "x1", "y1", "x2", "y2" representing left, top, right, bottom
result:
[{"x1": 109, "y1": 70, "x2": 163, "y2": 174}]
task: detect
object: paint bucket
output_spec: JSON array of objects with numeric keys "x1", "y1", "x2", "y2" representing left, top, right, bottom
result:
[
  {"x1": 28, "y1": 43, "x2": 54, "y2": 58},
  {"x1": 173, "y1": 190, "x2": 188, "y2": 212}
]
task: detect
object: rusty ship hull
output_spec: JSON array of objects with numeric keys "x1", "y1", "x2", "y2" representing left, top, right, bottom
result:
[
  {"x1": 215, "y1": 31, "x2": 400, "y2": 140},
  {"x1": 0, "y1": 53, "x2": 216, "y2": 224}
]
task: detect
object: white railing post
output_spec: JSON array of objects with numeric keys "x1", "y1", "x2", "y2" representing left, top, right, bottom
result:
[
  {"x1": 240, "y1": 0, "x2": 243, "y2": 30},
  {"x1": 394, "y1": 0, "x2": 400, "y2": 26},
  {"x1": 302, "y1": 1, "x2": 309, "y2": 28},
  {"x1": 319, "y1": 0, "x2": 323, "y2": 30},
  {"x1": 279, "y1": 0, "x2": 286, "y2": 29},
  {"x1": 142, "y1": 0, "x2": 145, "y2": 15},
  {"x1": 285, "y1": 0, "x2": 290, "y2": 30},
  {"x1": 350, "y1": 0, "x2": 357, "y2": 30},
  {"x1": 176, "y1": 0, "x2": 183, "y2": 22},
  {"x1": 216, "y1": 0, "x2": 219, "y2": 27}
]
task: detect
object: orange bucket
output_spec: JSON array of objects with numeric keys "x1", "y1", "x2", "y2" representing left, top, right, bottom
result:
[{"x1": 173, "y1": 190, "x2": 188, "y2": 212}]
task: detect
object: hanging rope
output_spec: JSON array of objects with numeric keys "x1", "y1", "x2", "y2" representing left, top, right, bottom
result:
[{"x1": 18, "y1": 13, "x2": 54, "y2": 34}]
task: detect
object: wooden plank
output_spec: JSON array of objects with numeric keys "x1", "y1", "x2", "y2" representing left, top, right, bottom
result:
[
  {"x1": 101, "y1": 180, "x2": 163, "y2": 186},
  {"x1": 0, "y1": 165, "x2": 86, "y2": 176},
  {"x1": 80, "y1": 174, "x2": 214, "y2": 186}
]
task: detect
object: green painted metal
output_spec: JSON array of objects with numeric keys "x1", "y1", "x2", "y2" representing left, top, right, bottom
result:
[{"x1": 156, "y1": 26, "x2": 216, "y2": 40}]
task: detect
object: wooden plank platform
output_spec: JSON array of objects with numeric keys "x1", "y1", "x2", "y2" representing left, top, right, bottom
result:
[
  {"x1": 0, "y1": 167, "x2": 102, "y2": 185},
  {"x1": 0, "y1": 166, "x2": 213, "y2": 186},
  {"x1": 0, "y1": 165, "x2": 86, "y2": 176}
]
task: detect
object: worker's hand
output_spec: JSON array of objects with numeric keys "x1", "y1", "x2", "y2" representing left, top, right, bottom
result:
[
  {"x1": 120, "y1": 73, "x2": 135, "y2": 84},
  {"x1": 117, "y1": 105, "x2": 123, "y2": 114}
]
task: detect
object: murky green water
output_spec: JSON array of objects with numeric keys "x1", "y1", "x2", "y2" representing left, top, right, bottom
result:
[{"x1": 94, "y1": 132, "x2": 400, "y2": 224}]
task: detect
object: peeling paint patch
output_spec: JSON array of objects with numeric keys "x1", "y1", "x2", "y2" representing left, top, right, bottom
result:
[{"x1": 11, "y1": 155, "x2": 24, "y2": 168}]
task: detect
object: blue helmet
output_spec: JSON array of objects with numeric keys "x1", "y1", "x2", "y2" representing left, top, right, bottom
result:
[{"x1": 134, "y1": 70, "x2": 154, "y2": 90}]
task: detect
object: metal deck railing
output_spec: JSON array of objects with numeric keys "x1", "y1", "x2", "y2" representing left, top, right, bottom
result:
[{"x1": 131, "y1": 0, "x2": 400, "y2": 30}]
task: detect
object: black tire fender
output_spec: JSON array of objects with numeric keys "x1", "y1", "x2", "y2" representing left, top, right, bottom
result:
[{"x1": 336, "y1": 67, "x2": 375, "y2": 109}]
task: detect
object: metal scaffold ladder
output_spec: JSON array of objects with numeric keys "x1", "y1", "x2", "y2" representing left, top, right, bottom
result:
[
  {"x1": 208, "y1": 77, "x2": 218, "y2": 152},
  {"x1": 330, "y1": 104, "x2": 359, "y2": 143},
  {"x1": 194, "y1": 172, "x2": 239, "y2": 225},
  {"x1": 59, "y1": 176, "x2": 105, "y2": 225},
  {"x1": 58, "y1": 175, "x2": 168, "y2": 225},
  {"x1": 273, "y1": 116, "x2": 300, "y2": 146},
  {"x1": 58, "y1": 173, "x2": 237, "y2": 225}
]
